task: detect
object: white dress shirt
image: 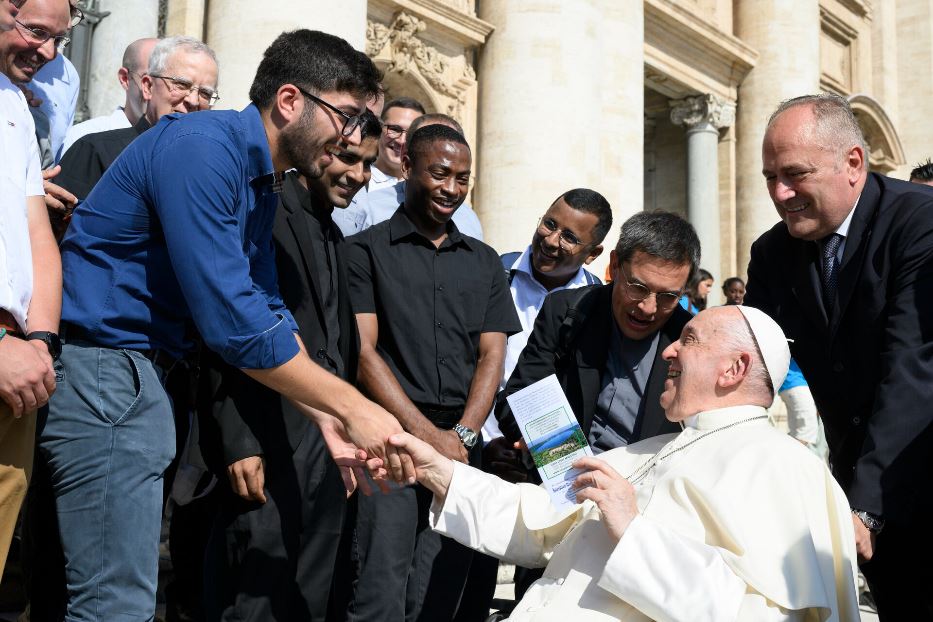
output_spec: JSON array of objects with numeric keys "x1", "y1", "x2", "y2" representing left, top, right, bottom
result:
[
  {"x1": 0, "y1": 74, "x2": 45, "y2": 331},
  {"x1": 61, "y1": 107, "x2": 131, "y2": 156}
]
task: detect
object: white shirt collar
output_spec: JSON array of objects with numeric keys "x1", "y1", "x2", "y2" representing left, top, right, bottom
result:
[
  {"x1": 681, "y1": 405, "x2": 769, "y2": 430},
  {"x1": 833, "y1": 193, "x2": 860, "y2": 239},
  {"x1": 512, "y1": 245, "x2": 593, "y2": 291},
  {"x1": 370, "y1": 164, "x2": 394, "y2": 185}
]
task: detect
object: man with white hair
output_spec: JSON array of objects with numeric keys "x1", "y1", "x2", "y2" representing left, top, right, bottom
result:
[
  {"x1": 56, "y1": 35, "x2": 217, "y2": 202},
  {"x1": 390, "y1": 306, "x2": 860, "y2": 621},
  {"x1": 61, "y1": 37, "x2": 157, "y2": 154}
]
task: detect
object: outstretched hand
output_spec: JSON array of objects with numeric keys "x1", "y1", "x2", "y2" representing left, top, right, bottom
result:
[
  {"x1": 388, "y1": 432, "x2": 455, "y2": 501},
  {"x1": 318, "y1": 414, "x2": 390, "y2": 497},
  {"x1": 343, "y1": 402, "x2": 416, "y2": 485},
  {"x1": 572, "y1": 457, "x2": 639, "y2": 543}
]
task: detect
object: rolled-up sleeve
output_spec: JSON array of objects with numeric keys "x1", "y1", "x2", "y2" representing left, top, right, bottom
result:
[{"x1": 149, "y1": 130, "x2": 299, "y2": 369}]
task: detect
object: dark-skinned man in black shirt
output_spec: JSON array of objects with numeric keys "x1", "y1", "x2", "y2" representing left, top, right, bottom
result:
[{"x1": 344, "y1": 124, "x2": 521, "y2": 622}]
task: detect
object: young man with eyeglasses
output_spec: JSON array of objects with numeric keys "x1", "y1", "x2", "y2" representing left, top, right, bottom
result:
[
  {"x1": 44, "y1": 29, "x2": 412, "y2": 621},
  {"x1": 55, "y1": 36, "x2": 218, "y2": 204},
  {"x1": 0, "y1": 0, "x2": 63, "y2": 578},
  {"x1": 61, "y1": 37, "x2": 158, "y2": 155},
  {"x1": 198, "y1": 110, "x2": 383, "y2": 621}
]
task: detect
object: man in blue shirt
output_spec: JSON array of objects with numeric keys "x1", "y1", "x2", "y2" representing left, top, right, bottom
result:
[{"x1": 46, "y1": 29, "x2": 411, "y2": 620}]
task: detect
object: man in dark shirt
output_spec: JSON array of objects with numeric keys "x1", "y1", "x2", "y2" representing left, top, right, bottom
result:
[
  {"x1": 198, "y1": 111, "x2": 382, "y2": 621},
  {"x1": 55, "y1": 35, "x2": 219, "y2": 202},
  {"x1": 45, "y1": 30, "x2": 410, "y2": 620},
  {"x1": 345, "y1": 124, "x2": 521, "y2": 622}
]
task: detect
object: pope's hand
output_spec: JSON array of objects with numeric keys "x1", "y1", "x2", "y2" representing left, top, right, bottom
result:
[
  {"x1": 572, "y1": 457, "x2": 639, "y2": 543},
  {"x1": 389, "y1": 432, "x2": 454, "y2": 501}
]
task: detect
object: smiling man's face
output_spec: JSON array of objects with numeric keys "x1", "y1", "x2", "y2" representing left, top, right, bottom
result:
[
  {"x1": 402, "y1": 138, "x2": 471, "y2": 226},
  {"x1": 761, "y1": 104, "x2": 863, "y2": 241},
  {"x1": 0, "y1": 0, "x2": 69, "y2": 84},
  {"x1": 609, "y1": 249, "x2": 691, "y2": 341}
]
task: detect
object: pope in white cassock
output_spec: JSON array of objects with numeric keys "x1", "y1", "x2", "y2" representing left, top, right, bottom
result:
[{"x1": 389, "y1": 305, "x2": 860, "y2": 621}]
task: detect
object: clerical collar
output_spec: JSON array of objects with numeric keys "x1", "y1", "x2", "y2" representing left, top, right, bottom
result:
[
  {"x1": 681, "y1": 405, "x2": 769, "y2": 431},
  {"x1": 253, "y1": 169, "x2": 294, "y2": 193}
]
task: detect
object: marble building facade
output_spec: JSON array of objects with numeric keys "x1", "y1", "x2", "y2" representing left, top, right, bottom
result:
[{"x1": 71, "y1": 0, "x2": 931, "y2": 291}]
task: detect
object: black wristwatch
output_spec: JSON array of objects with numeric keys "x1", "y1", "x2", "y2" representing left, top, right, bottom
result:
[
  {"x1": 453, "y1": 424, "x2": 478, "y2": 449},
  {"x1": 25, "y1": 331, "x2": 62, "y2": 361},
  {"x1": 852, "y1": 509, "x2": 884, "y2": 534}
]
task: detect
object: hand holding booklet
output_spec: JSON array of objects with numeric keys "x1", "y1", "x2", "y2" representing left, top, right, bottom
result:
[{"x1": 506, "y1": 374, "x2": 593, "y2": 510}]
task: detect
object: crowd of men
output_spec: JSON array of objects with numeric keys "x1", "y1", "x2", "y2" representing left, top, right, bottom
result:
[{"x1": 2, "y1": 0, "x2": 933, "y2": 620}]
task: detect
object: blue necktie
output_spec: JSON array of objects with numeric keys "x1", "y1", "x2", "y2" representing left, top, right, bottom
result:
[{"x1": 821, "y1": 233, "x2": 843, "y2": 311}]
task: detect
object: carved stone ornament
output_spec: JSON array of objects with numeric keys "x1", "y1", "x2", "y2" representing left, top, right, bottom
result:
[
  {"x1": 366, "y1": 12, "x2": 475, "y2": 117},
  {"x1": 670, "y1": 94, "x2": 736, "y2": 130}
]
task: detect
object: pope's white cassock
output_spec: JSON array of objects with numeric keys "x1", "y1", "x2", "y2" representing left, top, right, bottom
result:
[{"x1": 430, "y1": 405, "x2": 860, "y2": 621}]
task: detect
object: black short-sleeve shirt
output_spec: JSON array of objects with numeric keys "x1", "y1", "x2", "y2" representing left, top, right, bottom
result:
[{"x1": 347, "y1": 206, "x2": 520, "y2": 409}]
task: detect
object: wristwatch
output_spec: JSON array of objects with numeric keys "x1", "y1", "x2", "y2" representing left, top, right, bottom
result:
[
  {"x1": 453, "y1": 424, "x2": 478, "y2": 449},
  {"x1": 25, "y1": 331, "x2": 62, "y2": 361},
  {"x1": 852, "y1": 509, "x2": 884, "y2": 534}
]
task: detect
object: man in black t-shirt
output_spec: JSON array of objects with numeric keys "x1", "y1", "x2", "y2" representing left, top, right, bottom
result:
[{"x1": 344, "y1": 124, "x2": 520, "y2": 622}]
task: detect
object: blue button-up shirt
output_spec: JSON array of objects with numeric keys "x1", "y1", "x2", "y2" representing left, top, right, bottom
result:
[{"x1": 60, "y1": 104, "x2": 299, "y2": 369}]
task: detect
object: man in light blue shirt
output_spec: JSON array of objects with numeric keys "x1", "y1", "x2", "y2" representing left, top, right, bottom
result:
[
  {"x1": 483, "y1": 188, "x2": 611, "y2": 443},
  {"x1": 29, "y1": 52, "x2": 78, "y2": 163}
]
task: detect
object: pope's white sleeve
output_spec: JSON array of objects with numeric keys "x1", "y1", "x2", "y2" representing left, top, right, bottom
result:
[
  {"x1": 430, "y1": 461, "x2": 581, "y2": 568},
  {"x1": 597, "y1": 515, "x2": 747, "y2": 622}
]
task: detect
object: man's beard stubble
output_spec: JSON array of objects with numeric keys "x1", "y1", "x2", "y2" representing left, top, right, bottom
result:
[{"x1": 280, "y1": 104, "x2": 329, "y2": 180}]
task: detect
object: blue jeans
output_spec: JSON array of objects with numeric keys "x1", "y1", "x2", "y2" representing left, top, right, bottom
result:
[{"x1": 38, "y1": 343, "x2": 175, "y2": 621}]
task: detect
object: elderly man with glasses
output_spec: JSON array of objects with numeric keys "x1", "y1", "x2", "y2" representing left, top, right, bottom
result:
[
  {"x1": 55, "y1": 35, "x2": 217, "y2": 206},
  {"x1": 61, "y1": 37, "x2": 158, "y2": 155}
]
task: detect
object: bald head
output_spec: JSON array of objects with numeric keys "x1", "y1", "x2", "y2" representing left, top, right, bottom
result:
[
  {"x1": 766, "y1": 94, "x2": 868, "y2": 166},
  {"x1": 119, "y1": 37, "x2": 158, "y2": 125}
]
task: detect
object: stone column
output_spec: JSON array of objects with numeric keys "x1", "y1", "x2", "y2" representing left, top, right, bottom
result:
[
  {"x1": 86, "y1": 0, "x2": 159, "y2": 118},
  {"x1": 476, "y1": 1, "x2": 643, "y2": 269},
  {"x1": 734, "y1": 0, "x2": 820, "y2": 275},
  {"x1": 205, "y1": 0, "x2": 367, "y2": 110},
  {"x1": 670, "y1": 94, "x2": 735, "y2": 286},
  {"x1": 165, "y1": 0, "x2": 206, "y2": 39}
]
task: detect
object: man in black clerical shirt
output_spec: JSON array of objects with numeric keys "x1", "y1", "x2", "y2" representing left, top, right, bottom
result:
[
  {"x1": 198, "y1": 111, "x2": 382, "y2": 622},
  {"x1": 344, "y1": 124, "x2": 521, "y2": 622},
  {"x1": 55, "y1": 35, "x2": 219, "y2": 203}
]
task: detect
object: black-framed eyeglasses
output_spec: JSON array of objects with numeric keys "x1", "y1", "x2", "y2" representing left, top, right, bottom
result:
[
  {"x1": 14, "y1": 18, "x2": 70, "y2": 53},
  {"x1": 384, "y1": 124, "x2": 407, "y2": 139},
  {"x1": 537, "y1": 216, "x2": 588, "y2": 253},
  {"x1": 294, "y1": 85, "x2": 364, "y2": 138},
  {"x1": 149, "y1": 74, "x2": 220, "y2": 106},
  {"x1": 617, "y1": 263, "x2": 683, "y2": 310}
]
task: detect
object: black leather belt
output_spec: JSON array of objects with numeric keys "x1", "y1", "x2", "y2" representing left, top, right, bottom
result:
[
  {"x1": 417, "y1": 405, "x2": 464, "y2": 429},
  {"x1": 60, "y1": 321, "x2": 179, "y2": 370}
]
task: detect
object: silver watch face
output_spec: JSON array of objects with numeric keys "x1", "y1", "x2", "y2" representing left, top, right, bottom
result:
[{"x1": 455, "y1": 425, "x2": 478, "y2": 448}]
